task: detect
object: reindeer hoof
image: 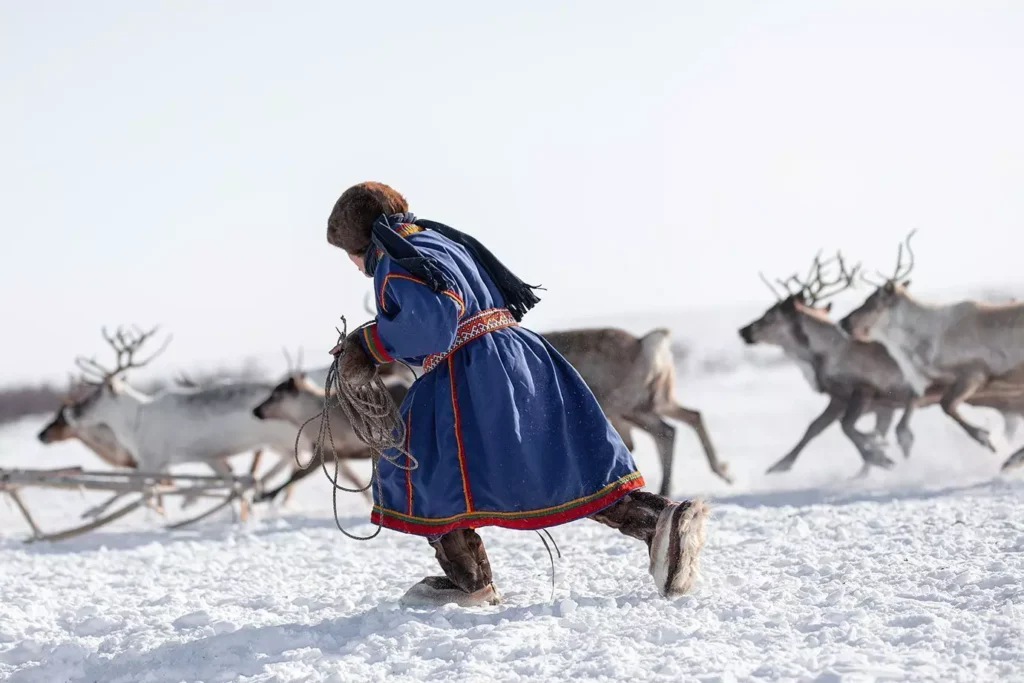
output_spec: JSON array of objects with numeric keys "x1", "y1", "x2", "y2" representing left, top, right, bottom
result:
[
  {"x1": 970, "y1": 428, "x2": 996, "y2": 452},
  {"x1": 766, "y1": 458, "x2": 794, "y2": 474},
  {"x1": 864, "y1": 450, "x2": 896, "y2": 470},
  {"x1": 714, "y1": 464, "x2": 734, "y2": 485},
  {"x1": 1001, "y1": 448, "x2": 1024, "y2": 472}
]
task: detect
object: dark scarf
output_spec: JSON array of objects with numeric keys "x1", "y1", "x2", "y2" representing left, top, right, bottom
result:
[{"x1": 364, "y1": 212, "x2": 541, "y2": 322}]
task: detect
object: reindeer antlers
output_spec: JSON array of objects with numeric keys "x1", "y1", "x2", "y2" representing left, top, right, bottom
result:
[
  {"x1": 891, "y1": 229, "x2": 917, "y2": 282},
  {"x1": 75, "y1": 325, "x2": 172, "y2": 385},
  {"x1": 761, "y1": 250, "x2": 861, "y2": 306},
  {"x1": 282, "y1": 346, "x2": 305, "y2": 374},
  {"x1": 804, "y1": 251, "x2": 861, "y2": 305},
  {"x1": 758, "y1": 272, "x2": 784, "y2": 301}
]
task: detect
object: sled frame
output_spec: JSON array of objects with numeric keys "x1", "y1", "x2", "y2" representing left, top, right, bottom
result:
[{"x1": 0, "y1": 467, "x2": 259, "y2": 543}]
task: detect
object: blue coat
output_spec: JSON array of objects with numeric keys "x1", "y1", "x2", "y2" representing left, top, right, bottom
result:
[{"x1": 357, "y1": 223, "x2": 643, "y2": 537}]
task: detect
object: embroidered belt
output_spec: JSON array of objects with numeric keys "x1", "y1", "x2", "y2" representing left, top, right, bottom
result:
[{"x1": 423, "y1": 307, "x2": 517, "y2": 373}]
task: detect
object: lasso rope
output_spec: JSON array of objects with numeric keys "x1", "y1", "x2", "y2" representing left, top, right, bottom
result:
[
  {"x1": 293, "y1": 317, "x2": 418, "y2": 541},
  {"x1": 292, "y1": 317, "x2": 562, "y2": 602}
]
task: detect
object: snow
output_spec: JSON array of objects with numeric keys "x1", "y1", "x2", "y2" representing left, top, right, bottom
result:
[{"x1": 2, "y1": 338, "x2": 1024, "y2": 682}]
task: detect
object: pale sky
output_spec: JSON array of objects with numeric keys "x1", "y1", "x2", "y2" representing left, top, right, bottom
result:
[{"x1": 2, "y1": 1, "x2": 1022, "y2": 384}]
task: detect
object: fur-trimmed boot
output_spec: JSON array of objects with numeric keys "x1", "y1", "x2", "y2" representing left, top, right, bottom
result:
[
  {"x1": 400, "y1": 528, "x2": 502, "y2": 607},
  {"x1": 591, "y1": 491, "x2": 708, "y2": 598}
]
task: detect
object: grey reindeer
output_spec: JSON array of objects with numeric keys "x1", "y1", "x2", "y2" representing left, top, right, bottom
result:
[
  {"x1": 253, "y1": 298, "x2": 729, "y2": 500},
  {"x1": 741, "y1": 248, "x2": 1024, "y2": 475},
  {"x1": 842, "y1": 231, "x2": 1024, "y2": 455},
  {"x1": 739, "y1": 251, "x2": 916, "y2": 475}
]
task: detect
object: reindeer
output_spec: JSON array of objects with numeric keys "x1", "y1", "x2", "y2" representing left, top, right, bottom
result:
[
  {"x1": 252, "y1": 369, "x2": 413, "y2": 501},
  {"x1": 37, "y1": 389, "x2": 138, "y2": 469},
  {"x1": 738, "y1": 251, "x2": 912, "y2": 474},
  {"x1": 252, "y1": 300, "x2": 725, "y2": 501},
  {"x1": 741, "y1": 250, "x2": 1024, "y2": 474},
  {"x1": 351, "y1": 292, "x2": 729, "y2": 494},
  {"x1": 63, "y1": 327, "x2": 323, "y2": 511},
  {"x1": 841, "y1": 231, "x2": 1024, "y2": 452},
  {"x1": 540, "y1": 328, "x2": 729, "y2": 493}
]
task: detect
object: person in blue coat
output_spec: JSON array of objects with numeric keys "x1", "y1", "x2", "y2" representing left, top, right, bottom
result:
[{"x1": 328, "y1": 182, "x2": 707, "y2": 606}]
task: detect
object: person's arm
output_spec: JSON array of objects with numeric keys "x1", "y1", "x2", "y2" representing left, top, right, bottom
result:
[{"x1": 357, "y1": 263, "x2": 465, "y2": 365}]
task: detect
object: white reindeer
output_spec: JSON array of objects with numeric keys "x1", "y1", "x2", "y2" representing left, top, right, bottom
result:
[
  {"x1": 65, "y1": 327, "x2": 313, "y2": 504},
  {"x1": 841, "y1": 232, "x2": 1024, "y2": 452},
  {"x1": 37, "y1": 398, "x2": 138, "y2": 469}
]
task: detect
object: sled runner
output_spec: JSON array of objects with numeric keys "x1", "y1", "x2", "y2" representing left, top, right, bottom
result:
[{"x1": 0, "y1": 466, "x2": 258, "y2": 543}]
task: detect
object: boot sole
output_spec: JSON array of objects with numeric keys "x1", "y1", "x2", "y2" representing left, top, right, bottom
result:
[{"x1": 400, "y1": 577, "x2": 503, "y2": 608}]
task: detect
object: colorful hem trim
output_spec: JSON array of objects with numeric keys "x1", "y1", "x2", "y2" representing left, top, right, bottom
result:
[
  {"x1": 361, "y1": 324, "x2": 393, "y2": 365},
  {"x1": 423, "y1": 308, "x2": 518, "y2": 374},
  {"x1": 370, "y1": 471, "x2": 645, "y2": 536}
]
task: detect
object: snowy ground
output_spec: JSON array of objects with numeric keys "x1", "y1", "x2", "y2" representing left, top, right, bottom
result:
[{"x1": 2, "y1": 355, "x2": 1024, "y2": 682}]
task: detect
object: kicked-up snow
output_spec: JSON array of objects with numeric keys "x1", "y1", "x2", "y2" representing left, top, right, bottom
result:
[{"x1": 1, "y1": 361, "x2": 1023, "y2": 682}]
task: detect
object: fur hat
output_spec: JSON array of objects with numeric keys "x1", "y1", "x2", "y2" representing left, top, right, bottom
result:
[{"x1": 327, "y1": 182, "x2": 409, "y2": 254}]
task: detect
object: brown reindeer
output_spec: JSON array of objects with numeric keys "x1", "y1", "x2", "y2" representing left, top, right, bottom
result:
[
  {"x1": 543, "y1": 328, "x2": 730, "y2": 494},
  {"x1": 254, "y1": 316, "x2": 727, "y2": 501}
]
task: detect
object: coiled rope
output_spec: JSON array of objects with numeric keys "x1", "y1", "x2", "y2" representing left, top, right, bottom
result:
[
  {"x1": 293, "y1": 317, "x2": 418, "y2": 540},
  {"x1": 293, "y1": 317, "x2": 561, "y2": 601}
]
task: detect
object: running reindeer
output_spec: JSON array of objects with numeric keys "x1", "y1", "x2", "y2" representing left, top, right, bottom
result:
[
  {"x1": 543, "y1": 327, "x2": 730, "y2": 493},
  {"x1": 38, "y1": 382, "x2": 138, "y2": 469},
  {"x1": 741, "y1": 249, "x2": 1024, "y2": 474},
  {"x1": 62, "y1": 326, "x2": 332, "y2": 513},
  {"x1": 842, "y1": 231, "x2": 1024, "y2": 467},
  {"x1": 739, "y1": 250, "x2": 909, "y2": 474},
  {"x1": 251, "y1": 362, "x2": 415, "y2": 502},
  {"x1": 253, "y1": 326, "x2": 729, "y2": 501}
]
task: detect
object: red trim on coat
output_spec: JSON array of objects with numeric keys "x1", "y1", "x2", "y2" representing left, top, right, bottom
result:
[
  {"x1": 448, "y1": 356, "x2": 474, "y2": 513},
  {"x1": 369, "y1": 474, "x2": 644, "y2": 536},
  {"x1": 361, "y1": 324, "x2": 394, "y2": 365},
  {"x1": 404, "y1": 409, "x2": 413, "y2": 516}
]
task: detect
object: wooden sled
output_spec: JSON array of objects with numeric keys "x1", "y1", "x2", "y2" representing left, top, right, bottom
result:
[{"x1": 0, "y1": 467, "x2": 259, "y2": 543}]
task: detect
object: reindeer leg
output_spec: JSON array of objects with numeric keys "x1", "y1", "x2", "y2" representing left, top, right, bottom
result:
[
  {"x1": 895, "y1": 398, "x2": 917, "y2": 459},
  {"x1": 1002, "y1": 412, "x2": 1023, "y2": 445},
  {"x1": 625, "y1": 413, "x2": 678, "y2": 498},
  {"x1": 766, "y1": 397, "x2": 845, "y2": 474},
  {"x1": 249, "y1": 449, "x2": 264, "y2": 476},
  {"x1": 258, "y1": 456, "x2": 292, "y2": 485},
  {"x1": 239, "y1": 450, "x2": 264, "y2": 522},
  {"x1": 662, "y1": 404, "x2": 731, "y2": 485},
  {"x1": 203, "y1": 459, "x2": 248, "y2": 522},
  {"x1": 873, "y1": 407, "x2": 895, "y2": 449},
  {"x1": 151, "y1": 474, "x2": 174, "y2": 517},
  {"x1": 940, "y1": 371, "x2": 995, "y2": 451},
  {"x1": 256, "y1": 459, "x2": 327, "y2": 503},
  {"x1": 1001, "y1": 444, "x2": 1024, "y2": 471},
  {"x1": 841, "y1": 390, "x2": 895, "y2": 471}
]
